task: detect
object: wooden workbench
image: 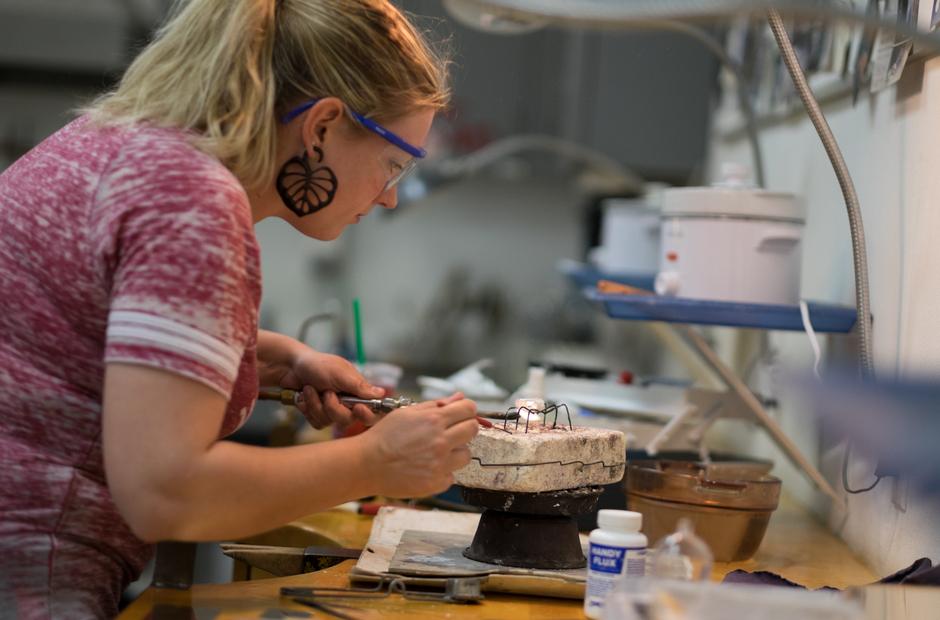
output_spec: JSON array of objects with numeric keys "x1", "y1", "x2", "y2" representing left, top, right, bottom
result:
[{"x1": 119, "y1": 499, "x2": 877, "y2": 619}]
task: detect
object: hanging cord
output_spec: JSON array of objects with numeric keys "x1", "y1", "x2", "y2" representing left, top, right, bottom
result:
[
  {"x1": 768, "y1": 10, "x2": 881, "y2": 494},
  {"x1": 842, "y1": 441, "x2": 883, "y2": 494},
  {"x1": 799, "y1": 300, "x2": 822, "y2": 381}
]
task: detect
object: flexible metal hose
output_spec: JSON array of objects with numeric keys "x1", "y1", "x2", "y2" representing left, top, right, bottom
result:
[{"x1": 766, "y1": 9, "x2": 874, "y2": 378}]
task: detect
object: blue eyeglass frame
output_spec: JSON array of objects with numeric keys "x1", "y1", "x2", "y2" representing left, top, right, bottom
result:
[{"x1": 280, "y1": 98, "x2": 427, "y2": 159}]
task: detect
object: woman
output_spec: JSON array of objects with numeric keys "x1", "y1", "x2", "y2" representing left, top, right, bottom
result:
[{"x1": 0, "y1": 1, "x2": 478, "y2": 617}]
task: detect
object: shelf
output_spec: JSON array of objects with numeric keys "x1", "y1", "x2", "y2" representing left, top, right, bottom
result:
[
  {"x1": 586, "y1": 290, "x2": 857, "y2": 333},
  {"x1": 557, "y1": 260, "x2": 656, "y2": 292}
]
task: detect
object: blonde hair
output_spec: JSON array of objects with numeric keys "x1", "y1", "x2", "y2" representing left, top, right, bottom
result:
[{"x1": 86, "y1": 0, "x2": 450, "y2": 190}]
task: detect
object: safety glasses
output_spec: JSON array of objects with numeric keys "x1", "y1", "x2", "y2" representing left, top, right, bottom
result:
[
  {"x1": 281, "y1": 98, "x2": 426, "y2": 192},
  {"x1": 377, "y1": 145, "x2": 420, "y2": 193}
]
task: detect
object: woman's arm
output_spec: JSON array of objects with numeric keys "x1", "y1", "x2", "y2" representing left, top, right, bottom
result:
[
  {"x1": 256, "y1": 329, "x2": 307, "y2": 386},
  {"x1": 102, "y1": 362, "x2": 477, "y2": 542}
]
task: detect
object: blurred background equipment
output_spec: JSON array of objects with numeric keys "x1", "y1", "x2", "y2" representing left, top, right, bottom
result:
[
  {"x1": 806, "y1": 373, "x2": 940, "y2": 494},
  {"x1": 398, "y1": 133, "x2": 644, "y2": 206},
  {"x1": 588, "y1": 192, "x2": 662, "y2": 277}
]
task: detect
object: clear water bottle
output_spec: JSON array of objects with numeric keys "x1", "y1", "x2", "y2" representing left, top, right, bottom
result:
[{"x1": 646, "y1": 518, "x2": 713, "y2": 582}]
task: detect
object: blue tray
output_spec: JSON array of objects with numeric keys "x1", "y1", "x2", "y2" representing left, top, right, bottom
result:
[{"x1": 586, "y1": 291, "x2": 857, "y2": 333}]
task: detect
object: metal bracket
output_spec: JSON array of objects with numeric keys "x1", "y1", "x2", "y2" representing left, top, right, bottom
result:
[{"x1": 643, "y1": 325, "x2": 840, "y2": 503}]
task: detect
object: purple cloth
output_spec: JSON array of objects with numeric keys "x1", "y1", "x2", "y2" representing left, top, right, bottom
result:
[{"x1": 722, "y1": 557, "x2": 940, "y2": 589}]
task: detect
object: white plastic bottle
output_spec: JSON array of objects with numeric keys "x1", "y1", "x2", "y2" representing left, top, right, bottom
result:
[{"x1": 584, "y1": 510, "x2": 647, "y2": 619}]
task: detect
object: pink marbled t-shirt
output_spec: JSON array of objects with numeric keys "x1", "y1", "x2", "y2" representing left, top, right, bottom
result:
[{"x1": 0, "y1": 117, "x2": 262, "y2": 618}]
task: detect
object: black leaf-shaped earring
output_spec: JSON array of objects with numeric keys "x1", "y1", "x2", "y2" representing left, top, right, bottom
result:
[{"x1": 275, "y1": 146, "x2": 338, "y2": 217}]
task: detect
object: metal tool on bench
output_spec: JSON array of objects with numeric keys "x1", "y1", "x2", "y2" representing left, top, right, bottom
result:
[
  {"x1": 220, "y1": 543, "x2": 362, "y2": 577},
  {"x1": 258, "y1": 387, "x2": 413, "y2": 413},
  {"x1": 281, "y1": 575, "x2": 485, "y2": 604}
]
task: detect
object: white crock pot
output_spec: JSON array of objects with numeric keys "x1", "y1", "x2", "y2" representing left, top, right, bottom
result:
[{"x1": 654, "y1": 183, "x2": 804, "y2": 305}]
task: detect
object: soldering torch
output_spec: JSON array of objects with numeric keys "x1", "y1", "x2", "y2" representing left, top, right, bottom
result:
[
  {"x1": 258, "y1": 387, "x2": 413, "y2": 413},
  {"x1": 258, "y1": 387, "x2": 510, "y2": 428}
]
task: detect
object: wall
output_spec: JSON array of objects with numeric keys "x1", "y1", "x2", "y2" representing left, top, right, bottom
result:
[
  {"x1": 399, "y1": 1, "x2": 717, "y2": 181},
  {"x1": 576, "y1": 30, "x2": 718, "y2": 182},
  {"x1": 709, "y1": 57, "x2": 940, "y2": 575}
]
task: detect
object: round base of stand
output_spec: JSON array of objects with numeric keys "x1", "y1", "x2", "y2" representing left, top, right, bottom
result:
[{"x1": 459, "y1": 485, "x2": 603, "y2": 570}]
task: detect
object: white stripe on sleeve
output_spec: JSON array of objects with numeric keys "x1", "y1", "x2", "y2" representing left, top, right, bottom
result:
[{"x1": 106, "y1": 310, "x2": 243, "y2": 381}]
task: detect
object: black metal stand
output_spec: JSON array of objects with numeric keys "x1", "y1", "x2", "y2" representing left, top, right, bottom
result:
[{"x1": 460, "y1": 485, "x2": 603, "y2": 570}]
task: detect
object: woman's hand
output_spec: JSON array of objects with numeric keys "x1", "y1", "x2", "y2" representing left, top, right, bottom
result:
[
  {"x1": 280, "y1": 350, "x2": 385, "y2": 429},
  {"x1": 256, "y1": 330, "x2": 383, "y2": 429},
  {"x1": 359, "y1": 393, "x2": 478, "y2": 498}
]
